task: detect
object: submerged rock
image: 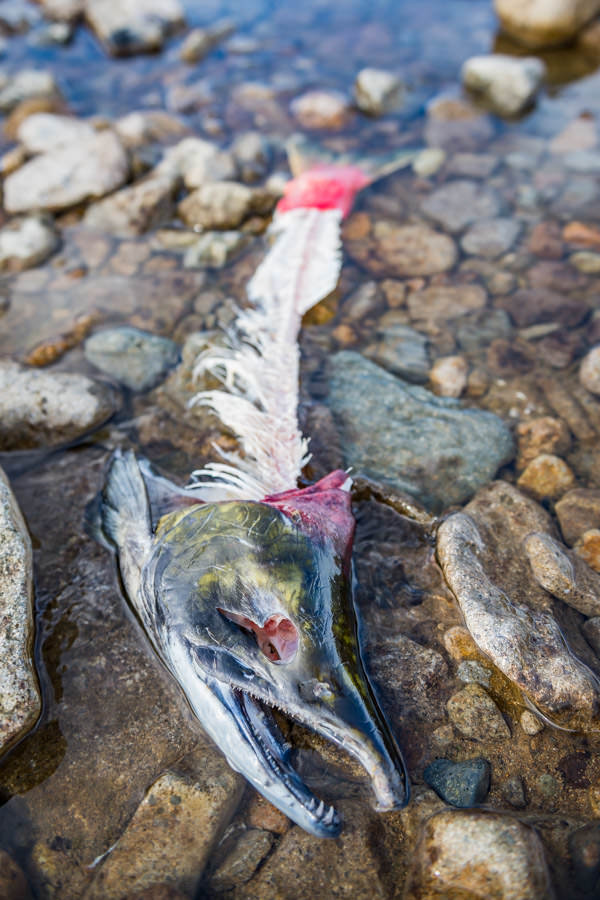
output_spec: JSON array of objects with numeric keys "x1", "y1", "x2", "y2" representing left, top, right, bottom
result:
[
  {"x1": 353, "y1": 68, "x2": 403, "y2": 116},
  {"x1": 404, "y1": 809, "x2": 554, "y2": 899},
  {"x1": 423, "y1": 757, "x2": 491, "y2": 807},
  {"x1": 157, "y1": 137, "x2": 235, "y2": 188},
  {"x1": 462, "y1": 55, "x2": 545, "y2": 117},
  {"x1": 4, "y1": 130, "x2": 129, "y2": 214},
  {"x1": 85, "y1": 326, "x2": 179, "y2": 391},
  {"x1": 364, "y1": 323, "x2": 429, "y2": 383},
  {"x1": 580, "y1": 345, "x2": 600, "y2": 395},
  {"x1": 0, "y1": 70, "x2": 59, "y2": 113},
  {"x1": 525, "y1": 531, "x2": 600, "y2": 617},
  {"x1": 209, "y1": 828, "x2": 274, "y2": 891},
  {"x1": 447, "y1": 683, "x2": 510, "y2": 741},
  {"x1": 179, "y1": 19, "x2": 234, "y2": 63},
  {"x1": 83, "y1": 174, "x2": 176, "y2": 236},
  {"x1": 0, "y1": 360, "x2": 118, "y2": 450},
  {"x1": 345, "y1": 220, "x2": 457, "y2": 277},
  {"x1": 327, "y1": 351, "x2": 513, "y2": 511},
  {"x1": 290, "y1": 90, "x2": 351, "y2": 130},
  {"x1": 183, "y1": 230, "x2": 251, "y2": 268},
  {"x1": 421, "y1": 179, "x2": 500, "y2": 233},
  {"x1": 494, "y1": 0, "x2": 600, "y2": 48},
  {"x1": 84, "y1": 0, "x2": 185, "y2": 56},
  {"x1": 17, "y1": 112, "x2": 95, "y2": 154},
  {"x1": 0, "y1": 215, "x2": 59, "y2": 271},
  {"x1": 0, "y1": 465, "x2": 41, "y2": 755},
  {"x1": 178, "y1": 181, "x2": 275, "y2": 230}
]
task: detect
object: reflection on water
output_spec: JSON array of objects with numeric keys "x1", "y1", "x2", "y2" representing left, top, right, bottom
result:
[{"x1": 0, "y1": 0, "x2": 599, "y2": 897}]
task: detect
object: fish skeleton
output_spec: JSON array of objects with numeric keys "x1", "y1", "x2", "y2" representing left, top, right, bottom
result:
[{"x1": 97, "y1": 151, "x2": 415, "y2": 837}]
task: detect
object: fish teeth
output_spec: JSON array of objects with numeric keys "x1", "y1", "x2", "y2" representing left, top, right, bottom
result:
[
  {"x1": 307, "y1": 797, "x2": 316, "y2": 811},
  {"x1": 315, "y1": 799, "x2": 325, "y2": 818},
  {"x1": 322, "y1": 805, "x2": 337, "y2": 826}
]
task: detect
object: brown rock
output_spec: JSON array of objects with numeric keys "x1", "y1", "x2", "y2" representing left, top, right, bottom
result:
[
  {"x1": 178, "y1": 181, "x2": 275, "y2": 230},
  {"x1": 487, "y1": 338, "x2": 535, "y2": 375},
  {"x1": 556, "y1": 489, "x2": 600, "y2": 545},
  {"x1": 408, "y1": 284, "x2": 486, "y2": 321},
  {"x1": 404, "y1": 809, "x2": 554, "y2": 900},
  {"x1": 517, "y1": 453, "x2": 575, "y2": 500},
  {"x1": 516, "y1": 416, "x2": 571, "y2": 469},
  {"x1": 529, "y1": 259, "x2": 588, "y2": 292},
  {"x1": 575, "y1": 530, "x2": 600, "y2": 573},
  {"x1": 83, "y1": 175, "x2": 176, "y2": 237},
  {"x1": 446, "y1": 682, "x2": 510, "y2": 741},
  {"x1": 246, "y1": 793, "x2": 291, "y2": 835},
  {"x1": 581, "y1": 345, "x2": 600, "y2": 395},
  {"x1": 528, "y1": 221, "x2": 564, "y2": 259},
  {"x1": 0, "y1": 848, "x2": 30, "y2": 900},
  {"x1": 290, "y1": 90, "x2": 351, "y2": 130},
  {"x1": 525, "y1": 531, "x2": 600, "y2": 617},
  {"x1": 495, "y1": 287, "x2": 589, "y2": 327},
  {"x1": 563, "y1": 220, "x2": 600, "y2": 249},
  {"x1": 346, "y1": 221, "x2": 457, "y2": 277}
]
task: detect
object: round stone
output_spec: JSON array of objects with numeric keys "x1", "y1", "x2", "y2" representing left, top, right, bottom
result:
[{"x1": 580, "y1": 346, "x2": 600, "y2": 395}]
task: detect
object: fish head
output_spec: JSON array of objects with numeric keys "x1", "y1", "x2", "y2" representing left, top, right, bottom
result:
[{"x1": 148, "y1": 472, "x2": 409, "y2": 835}]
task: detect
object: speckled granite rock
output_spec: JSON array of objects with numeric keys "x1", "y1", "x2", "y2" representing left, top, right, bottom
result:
[
  {"x1": 525, "y1": 531, "x2": 600, "y2": 617},
  {"x1": 327, "y1": 351, "x2": 514, "y2": 512},
  {"x1": 0, "y1": 465, "x2": 41, "y2": 755}
]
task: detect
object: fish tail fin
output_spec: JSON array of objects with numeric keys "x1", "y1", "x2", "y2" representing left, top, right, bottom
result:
[{"x1": 99, "y1": 449, "x2": 152, "y2": 556}]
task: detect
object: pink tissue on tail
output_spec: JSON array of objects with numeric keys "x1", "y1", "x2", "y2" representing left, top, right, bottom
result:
[{"x1": 276, "y1": 165, "x2": 371, "y2": 218}]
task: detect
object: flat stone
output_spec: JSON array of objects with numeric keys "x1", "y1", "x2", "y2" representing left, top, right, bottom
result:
[
  {"x1": 583, "y1": 616, "x2": 600, "y2": 654},
  {"x1": 178, "y1": 181, "x2": 275, "y2": 230},
  {"x1": 500, "y1": 774, "x2": 527, "y2": 808},
  {"x1": 517, "y1": 453, "x2": 575, "y2": 500},
  {"x1": 425, "y1": 93, "x2": 494, "y2": 152},
  {"x1": 421, "y1": 179, "x2": 500, "y2": 233},
  {"x1": 0, "y1": 360, "x2": 118, "y2": 450},
  {"x1": 405, "y1": 810, "x2": 553, "y2": 899},
  {"x1": 364, "y1": 323, "x2": 429, "y2": 383},
  {"x1": 516, "y1": 416, "x2": 571, "y2": 469},
  {"x1": 462, "y1": 54, "x2": 545, "y2": 116},
  {"x1": 520, "y1": 710, "x2": 544, "y2": 734},
  {"x1": 183, "y1": 230, "x2": 251, "y2": 268},
  {"x1": 495, "y1": 288, "x2": 589, "y2": 328},
  {"x1": 179, "y1": 20, "x2": 234, "y2": 63},
  {"x1": 114, "y1": 110, "x2": 187, "y2": 149},
  {"x1": 86, "y1": 753, "x2": 243, "y2": 898},
  {"x1": 0, "y1": 215, "x2": 59, "y2": 271},
  {"x1": 408, "y1": 284, "x2": 487, "y2": 321},
  {"x1": 156, "y1": 136, "x2": 235, "y2": 188},
  {"x1": 84, "y1": 0, "x2": 185, "y2": 56},
  {"x1": 447, "y1": 152, "x2": 499, "y2": 178},
  {"x1": 0, "y1": 70, "x2": 59, "y2": 113},
  {"x1": 495, "y1": 0, "x2": 600, "y2": 48},
  {"x1": 581, "y1": 346, "x2": 600, "y2": 395},
  {"x1": 353, "y1": 68, "x2": 403, "y2": 116},
  {"x1": 290, "y1": 90, "x2": 351, "y2": 130},
  {"x1": 231, "y1": 131, "x2": 272, "y2": 183},
  {"x1": 556, "y1": 489, "x2": 600, "y2": 545},
  {"x1": 551, "y1": 117, "x2": 598, "y2": 154},
  {"x1": 4, "y1": 130, "x2": 129, "y2": 214},
  {"x1": 327, "y1": 351, "x2": 514, "y2": 512},
  {"x1": 525, "y1": 531, "x2": 600, "y2": 617},
  {"x1": 447, "y1": 683, "x2": 510, "y2": 741},
  {"x1": 17, "y1": 112, "x2": 95, "y2": 154},
  {"x1": 83, "y1": 175, "x2": 176, "y2": 237},
  {"x1": 575, "y1": 530, "x2": 600, "y2": 573},
  {"x1": 437, "y1": 509, "x2": 600, "y2": 731},
  {"x1": 461, "y1": 217, "x2": 522, "y2": 258},
  {"x1": 209, "y1": 828, "x2": 274, "y2": 891},
  {"x1": 423, "y1": 757, "x2": 491, "y2": 807},
  {"x1": 412, "y1": 147, "x2": 446, "y2": 176},
  {"x1": 429, "y1": 355, "x2": 468, "y2": 397},
  {"x1": 348, "y1": 221, "x2": 458, "y2": 276},
  {"x1": 0, "y1": 465, "x2": 41, "y2": 755},
  {"x1": 84, "y1": 326, "x2": 180, "y2": 391}
]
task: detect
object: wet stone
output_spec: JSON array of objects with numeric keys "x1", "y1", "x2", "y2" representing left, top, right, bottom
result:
[
  {"x1": 517, "y1": 453, "x2": 575, "y2": 501},
  {"x1": 353, "y1": 67, "x2": 403, "y2": 116},
  {"x1": 0, "y1": 849, "x2": 30, "y2": 900},
  {"x1": 520, "y1": 710, "x2": 544, "y2": 735},
  {"x1": 85, "y1": 0, "x2": 185, "y2": 56},
  {"x1": 456, "y1": 659, "x2": 492, "y2": 687},
  {"x1": 404, "y1": 810, "x2": 554, "y2": 900},
  {"x1": 446, "y1": 152, "x2": 499, "y2": 178},
  {"x1": 429, "y1": 355, "x2": 468, "y2": 397},
  {"x1": 556, "y1": 489, "x2": 600, "y2": 545},
  {"x1": 569, "y1": 823, "x2": 600, "y2": 894},
  {"x1": 528, "y1": 221, "x2": 564, "y2": 259},
  {"x1": 423, "y1": 757, "x2": 491, "y2": 807},
  {"x1": 83, "y1": 175, "x2": 176, "y2": 237},
  {"x1": 327, "y1": 351, "x2": 514, "y2": 512},
  {"x1": 4, "y1": 130, "x2": 129, "y2": 214},
  {"x1": 290, "y1": 90, "x2": 351, "y2": 130},
  {"x1": 462, "y1": 54, "x2": 545, "y2": 117},
  {"x1": 209, "y1": 828, "x2": 274, "y2": 891},
  {"x1": 0, "y1": 215, "x2": 58, "y2": 271},
  {"x1": 246, "y1": 794, "x2": 291, "y2": 835},
  {"x1": 0, "y1": 465, "x2": 41, "y2": 756},
  {"x1": 446, "y1": 683, "x2": 510, "y2": 742},
  {"x1": 230, "y1": 131, "x2": 272, "y2": 184},
  {"x1": 421, "y1": 179, "x2": 500, "y2": 233},
  {"x1": 179, "y1": 20, "x2": 234, "y2": 63},
  {"x1": 580, "y1": 345, "x2": 600, "y2": 395},
  {"x1": 84, "y1": 326, "x2": 180, "y2": 392},
  {"x1": 516, "y1": 416, "x2": 571, "y2": 470},
  {"x1": 525, "y1": 531, "x2": 600, "y2": 618},
  {"x1": 408, "y1": 284, "x2": 487, "y2": 322},
  {"x1": 496, "y1": 0, "x2": 600, "y2": 48},
  {"x1": 0, "y1": 70, "x2": 59, "y2": 113},
  {"x1": 364, "y1": 323, "x2": 429, "y2": 383},
  {"x1": 500, "y1": 775, "x2": 527, "y2": 808},
  {"x1": 575, "y1": 530, "x2": 600, "y2": 573},
  {"x1": 183, "y1": 230, "x2": 251, "y2": 268},
  {"x1": 461, "y1": 217, "x2": 521, "y2": 258},
  {"x1": 178, "y1": 181, "x2": 275, "y2": 230},
  {"x1": 583, "y1": 617, "x2": 600, "y2": 655},
  {"x1": 17, "y1": 113, "x2": 95, "y2": 154},
  {"x1": 495, "y1": 288, "x2": 589, "y2": 328},
  {"x1": 0, "y1": 360, "x2": 118, "y2": 450},
  {"x1": 425, "y1": 93, "x2": 494, "y2": 152}
]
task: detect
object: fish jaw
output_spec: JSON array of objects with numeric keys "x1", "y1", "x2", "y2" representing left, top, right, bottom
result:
[{"x1": 167, "y1": 634, "x2": 341, "y2": 838}]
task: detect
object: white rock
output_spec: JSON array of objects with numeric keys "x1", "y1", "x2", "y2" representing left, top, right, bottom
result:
[
  {"x1": 37, "y1": 0, "x2": 84, "y2": 22},
  {"x1": 83, "y1": 174, "x2": 176, "y2": 236},
  {"x1": 156, "y1": 136, "x2": 235, "y2": 187},
  {"x1": 4, "y1": 130, "x2": 129, "y2": 213},
  {"x1": 0, "y1": 70, "x2": 59, "y2": 112},
  {"x1": 84, "y1": 0, "x2": 185, "y2": 55},
  {"x1": 17, "y1": 113, "x2": 96, "y2": 154},
  {"x1": 580, "y1": 345, "x2": 600, "y2": 395},
  {"x1": 462, "y1": 54, "x2": 546, "y2": 116},
  {"x1": 0, "y1": 465, "x2": 41, "y2": 755},
  {"x1": 0, "y1": 216, "x2": 58, "y2": 270},
  {"x1": 114, "y1": 109, "x2": 187, "y2": 148},
  {"x1": 354, "y1": 68, "x2": 403, "y2": 116},
  {"x1": 429, "y1": 355, "x2": 468, "y2": 397},
  {"x1": 494, "y1": 0, "x2": 600, "y2": 48}
]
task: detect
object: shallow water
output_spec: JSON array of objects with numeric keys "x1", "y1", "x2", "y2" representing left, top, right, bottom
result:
[{"x1": 1, "y1": 1, "x2": 600, "y2": 897}]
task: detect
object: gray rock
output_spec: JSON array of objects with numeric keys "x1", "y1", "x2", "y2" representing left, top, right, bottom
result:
[
  {"x1": 342, "y1": 281, "x2": 383, "y2": 320},
  {"x1": 0, "y1": 69, "x2": 59, "y2": 112},
  {"x1": 461, "y1": 217, "x2": 522, "y2": 258},
  {"x1": 0, "y1": 215, "x2": 59, "y2": 270},
  {"x1": 231, "y1": 130, "x2": 272, "y2": 183},
  {"x1": 423, "y1": 757, "x2": 491, "y2": 807},
  {"x1": 569, "y1": 823, "x2": 600, "y2": 894},
  {"x1": 84, "y1": 326, "x2": 180, "y2": 391},
  {"x1": 290, "y1": 90, "x2": 351, "y2": 130},
  {"x1": 156, "y1": 136, "x2": 236, "y2": 188},
  {"x1": 346, "y1": 221, "x2": 458, "y2": 277},
  {"x1": 404, "y1": 809, "x2": 554, "y2": 899},
  {"x1": 178, "y1": 180, "x2": 275, "y2": 229},
  {"x1": 447, "y1": 152, "x2": 499, "y2": 178},
  {"x1": 84, "y1": 0, "x2": 185, "y2": 56},
  {"x1": 327, "y1": 351, "x2": 514, "y2": 511},
  {"x1": 4, "y1": 130, "x2": 129, "y2": 214},
  {"x1": 421, "y1": 179, "x2": 500, "y2": 233},
  {"x1": 456, "y1": 659, "x2": 492, "y2": 688},
  {"x1": 494, "y1": 0, "x2": 600, "y2": 48},
  {"x1": 500, "y1": 774, "x2": 527, "y2": 808},
  {"x1": 0, "y1": 360, "x2": 118, "y2": 450},
  {"x1": 583, "y1": 616, "x2": 600, "y2": 655},
  {"x1": 85, "y1": 751, "x2": 243, "y2": 898},
  {"x1": 83, "y1": 174, "x2": 176, "y2": 236},
  {"x1": 179, "y1": 19, "x2": 234, "y2": 63},
  {"x1": 580, "y1": 346, "x2": 600, "y2": 396},
  {"x1": 17, "y1": 113, "x2": 95, "y2": 154},
  {"x1": 210, "y1": 828, "x2": 274, "y2": 891},
  {"x1": 364, "y1": 323, "x2": 429, "y2": 383},
  {"x1": 564, "y1": 150, "x2": 600, "y2": 172},
  {"x1": 183, "y1": 230, "x2": 251, "y2": 268},
  {"x1": 447, "y1": 683, "x2": 511, "y2": 741},
  {"x1": 556, "y1": 488, "x2": 600, "y2": 545},
  {"x1": 114, "y1": 109, "x2": 188, "y2": 148},
  {"x1": 456, "y1": 308, "x2": 513, "y2": 351},
  {"x1": 462, "y1": 54, "x2": 546, "y2": 117},
  {"x1": 0, "y1": 465, "x2": 41, "y2": 755},
  {"x1": 354, "y1": 68, "x2": 403, "y2": 116},
  {"x1": 525, "y1": 531, "x2": 600, "y2": 617},
  {"x1": 437, "y1": 511, "x2": 600, "y2": 731}
]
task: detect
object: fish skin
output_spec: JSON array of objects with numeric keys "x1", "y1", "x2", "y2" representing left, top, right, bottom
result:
[{"x1": 97, "y1": 450, "x2": 409, "y2": 836}]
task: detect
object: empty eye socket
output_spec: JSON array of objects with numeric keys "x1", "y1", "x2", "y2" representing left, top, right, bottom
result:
[{"x1": 218, "y1": 609, "x2": 299, "y2": 664}]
